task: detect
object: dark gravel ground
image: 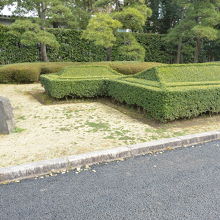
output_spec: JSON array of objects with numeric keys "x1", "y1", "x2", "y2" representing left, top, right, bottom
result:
[{"x1": 1, "y1": 140, "x2": 220, "y2": 220}]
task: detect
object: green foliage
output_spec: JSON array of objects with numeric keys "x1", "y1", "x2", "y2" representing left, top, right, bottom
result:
[
  {"x1": 145, "y1": 0, "x2": 183, "y2": 34},
  {"x1": 57, "y1": 65, "x2": 122, "y2": 79},
  {"x1": 109, "y1": 62, "x2": 164, "y2": 75},
  {"x1": 113, "y1": 6, "x2": 150, "y2": 32},
  {"x1": 135, "y1": 63, "x2": 220, "y2": 83},
  {"x1": 165, "y1": 0, "x2": 220, "y2": 62},
  {"x1": 192, "y1": 25, "x2": 219, "y2": 41},
  {"x1": 41, "y1": 62, "x2": 220, "y2": 122},
  {"x1": 0, "y1": 64, "x2": 40, "y2": 83},
  {"x1": 0, "y1": 62, "x2": 74, "y2": 83},
  {"x1": 82, "y1": 0, "x2": 151, "y2": 60},
  {"x1": 8, "y1": 20, "x2": 60, "y2": 48},
  {"x1": 0, "y1": 27, "x2": 219, "y2": 64},
  {"x1": 41, "y1": 65, "x2": 122, "y2": 98},
  {"x1": 0, "y1": 61, "x2": 163, "y2": 83},
  {"x1": 82, "y1": 14, "x2": 122, "y2": 49},
  {"x1": 117, "y1": 33, "x2": 145, "y2": 61}
]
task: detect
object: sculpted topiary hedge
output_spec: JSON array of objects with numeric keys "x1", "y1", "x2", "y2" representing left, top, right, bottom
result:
[
  {"x1": 41, "y1": 63, "x2": 220, "y2": 122},
  {"x1": 0, "y1": 62, "x2": 74, "y2": 83},
  {"x1": 0, "y1": 61, "x2": 163, "y2": 83}
]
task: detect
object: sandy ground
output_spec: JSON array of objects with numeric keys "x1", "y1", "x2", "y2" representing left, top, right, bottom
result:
[{"x1": 1, "y1": 84, "x2": 220, "y2": 168}]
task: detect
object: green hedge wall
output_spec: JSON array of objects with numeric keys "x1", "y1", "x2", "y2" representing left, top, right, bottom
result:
[
  {"x1": 41, "y1": 63, "x2": 220, "y2": 122},
  {"x1": 0, "y1": 25, "x2": 219, "y2": 65}
]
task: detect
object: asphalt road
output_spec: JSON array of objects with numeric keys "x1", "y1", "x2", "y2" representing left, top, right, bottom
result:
[{"x1": 1, "y1": 141, "x2": 220, "y2": 220}]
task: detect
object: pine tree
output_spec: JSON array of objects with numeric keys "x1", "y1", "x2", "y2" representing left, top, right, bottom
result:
[
  {"x1": 166, "y1": 0, "x2": 220, "y2": 63},
  {"x1": 4, "y1": 0, "x2": 74, "y2": 61}
]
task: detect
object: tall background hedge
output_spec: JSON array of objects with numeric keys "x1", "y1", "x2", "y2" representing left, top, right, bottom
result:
[{"x1": 0, "y1": 25, "x2": 219, "y2": 65}]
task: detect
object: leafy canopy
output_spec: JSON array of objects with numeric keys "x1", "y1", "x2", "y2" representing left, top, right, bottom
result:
[
  {"x1": 82, "y1": 13, "x2": 122, "y2": 48},
  {"x1": 8, "y1": 20, "x2": 59, "y2": 48}
]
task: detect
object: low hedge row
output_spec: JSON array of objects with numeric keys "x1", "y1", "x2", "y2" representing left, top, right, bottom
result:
[
  {"x1": 0, "y1": 61, "x2": 163, "y2": 83},
  {"x1": 40, "y1": 63, "x2": 220, "y2": 122},
  {"x1": 0, "y1": 62, "x2": 74, "y2": 83},
  {"x1": 41, "y1": 66, "x2": 123, "y2": 98},
  {"x1": 135, "y1": 63, "x2": 220, "y2": 83}
]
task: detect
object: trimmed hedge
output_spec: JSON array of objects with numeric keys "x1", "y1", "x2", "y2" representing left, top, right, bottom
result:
[
  {"x1": 0, "y1": 26, "x2": 170, "y2": 64},
  {"x1": 1, "y1": 25, "x2": 219, "y2": 64},
  {"x1": 41, "y1": 63, "x2": 220, "y2": 122},
  {"x1": 135, "y1": 63, "x2": 220, "y2": 83},
  {"x1": 41, "y1": 66, "x2": 123, "y2": 98},
  {"x1": 0, "y1": 61, "x2": 163, "y2": 83},
  {"x1": 0, "y1": 62, "x2": 74, "y2": 83}
]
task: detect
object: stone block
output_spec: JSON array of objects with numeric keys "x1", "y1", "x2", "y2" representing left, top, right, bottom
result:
[{"x1": 0, "y1": 97, "x2": 15, "y2": 134}]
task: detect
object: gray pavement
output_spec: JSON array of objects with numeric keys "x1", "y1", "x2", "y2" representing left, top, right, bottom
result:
[{"x1": 1, "y1": 140, "x2": 220, "y2": 220}]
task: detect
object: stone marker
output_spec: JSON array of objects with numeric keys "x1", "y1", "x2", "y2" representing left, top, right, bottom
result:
[{"x1": 0, "y1": 97, "x2": 15, "y2": 134}]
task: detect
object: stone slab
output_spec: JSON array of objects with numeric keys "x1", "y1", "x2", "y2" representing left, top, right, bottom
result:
[{"x1": 0, "y1": 96, "x2": 15, "y2": 134}]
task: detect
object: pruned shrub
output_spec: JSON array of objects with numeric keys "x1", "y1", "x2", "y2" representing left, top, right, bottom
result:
[
  {"x1": 41, "y1": 65, "x2": 122, "y2": 98},
  {"x1": 0, "y1": 64, "x2": 41, "y2": 83},
  {"x1": 0, "y1": 61, "x2": 164, "y2": 83},
  {"x1": 0, "y1": 62, "x2": 75, "y2": 83},
  {"x1": 41, "y1": 62, "x2": 220, "y2": 122},
  {"x1": 109, "y1": 62, "x2": 164, "y2": 75}
]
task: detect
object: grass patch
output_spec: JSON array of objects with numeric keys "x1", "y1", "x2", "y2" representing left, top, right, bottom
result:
[
  {"x1": 12, "y1": 127, "x2": 26, "y2": 133},
  {"x1": 85, "y1": 121, "x2": 110, "y2": 132}
]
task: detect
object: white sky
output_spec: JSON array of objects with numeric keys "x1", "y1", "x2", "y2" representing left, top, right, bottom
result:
[
  {"x1": 1, "y1": 4, "x2": 35, "y2": 17},
  {"x1": 1, "y1": 5, "x2": 15, "y2": 15}
]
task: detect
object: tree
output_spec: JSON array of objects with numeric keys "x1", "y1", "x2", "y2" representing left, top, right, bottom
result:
[
  {"x1": 83, "y1": 0, "x2": 151, "y2": 61},
  {"x1": 82, "y1": 13, "x2": 122, "y2": 61},
  {"x1": 113, "y1": 5, "x2": 152, "y2": 32},
  {"x1": 166, "y1": 0, "x2": 220, "y2": 63},
  {"x1": 118, "y1": 33, "x2": 145, "y2": 61},
  {"x1": 65, "y1": 0, "x2": 97, "y2": 30},
  {"x1": 8, "y1": 20, "x2": 59, "y2": 60},
  {"x1": 145, "y1": 0, "x2": 182, "y2": 33},
  {"x1": 4, "y1": 0, "x2": 73, "y2": 61}
]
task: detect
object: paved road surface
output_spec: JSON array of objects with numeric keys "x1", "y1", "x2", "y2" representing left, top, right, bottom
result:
[{"x1": 1, "y1": 141, "x2": 220, "y2": 220}]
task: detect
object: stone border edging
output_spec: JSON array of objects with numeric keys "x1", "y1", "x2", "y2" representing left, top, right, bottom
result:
[{"x1": 1, "y1": 130, "x2": 220, "y2": 183}]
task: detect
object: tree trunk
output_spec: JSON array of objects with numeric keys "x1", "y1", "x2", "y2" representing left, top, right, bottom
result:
[
  {"x1": 106, "y1": 47, "x2": 112, "y2": 61},
  {"x1": 38, "y1": 2, "x2": 48, "y2": 62},
  {"x1": 194, "y1": 38, "x2": 201, "y2": 63},
  {"x1": 40, "y1": 43, "x2": 48, "y2": 62},
  {"x1": 176, "y1": 37, "x2": 182, "y2": 64},
  {"x1": 115, "y1": 0, "x2": 121, "y2": 11}
]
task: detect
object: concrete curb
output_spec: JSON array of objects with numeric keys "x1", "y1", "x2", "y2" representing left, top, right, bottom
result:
[{"x1": 1, "y1": 130, "x2": 220, "y2": 183}]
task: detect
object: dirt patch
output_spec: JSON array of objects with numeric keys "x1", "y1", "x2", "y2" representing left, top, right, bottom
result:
[{"x1": 0, "y1": 83, "x2": 220, "y2": 168}]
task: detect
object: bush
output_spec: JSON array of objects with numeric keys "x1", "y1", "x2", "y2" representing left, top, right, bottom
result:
[
  {"x1": 0, "y1": 61, "x2": 164, "y2": 83},
  {"x1": 1, "y1": 26, "x2": 219, "y2": 65},
  {"x1": 135, "y1": 62, "x2": 220, "y2": 83},
  {"x1": 0, "y1": 64, "x2": 41, "y2": 83},
  {"x1": 109, "y1": 62, "x2": 164, "y2": 75},
  {"x1": 41, "y1": 62, "x2": 220, "y2": 122},
  {"x1": 41, "y1": 65, "x2": 122, "y2": 98},
  {"x1": 0, "y1": 62, "x2": 75, "y2": 83}
]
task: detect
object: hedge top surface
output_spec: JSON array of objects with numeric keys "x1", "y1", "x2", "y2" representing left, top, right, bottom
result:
[
  {"x1": 135, "y1": 63, "x2": 220, "y2": 85},
  {"x1": 46, "y1": 65, "x2": 123, "y2": 80},
  {"x1": 40, "y1": 62, "x2": 220, "y2": 122}
]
